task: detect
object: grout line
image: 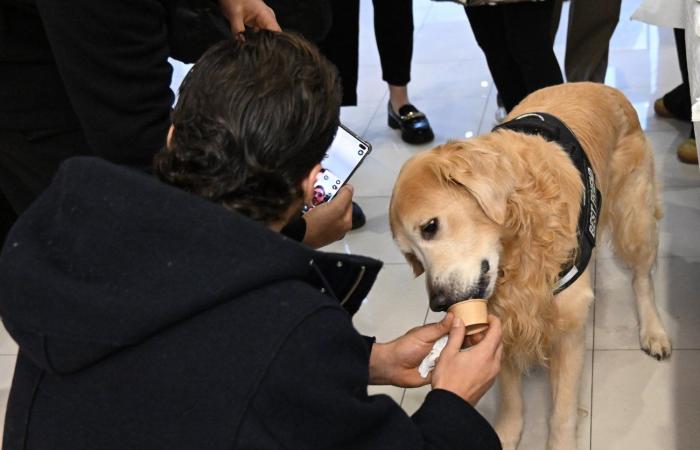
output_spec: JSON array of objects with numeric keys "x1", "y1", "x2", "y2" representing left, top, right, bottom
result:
[
  {"x1": 593, "y1": 348, "x2": 699, "y2": 352},
  {"x1": 421, "y1": 304, "x2": 430, "y2": 326},
  {"x1": 589, "y1": 258, "x2": 597, "y2": 450},
  {"x1": 476, "y1": 83, "x2": 495, "y2": 135},
  {"x1": 414, "y1": 1, "x2": 433, "y2": 33},
  {"x1": 360, "y1": 92, "x2": 388, "y2": 138},
  {"x1": 399, "y1": 387, "x2": 407, "y2": 407}
]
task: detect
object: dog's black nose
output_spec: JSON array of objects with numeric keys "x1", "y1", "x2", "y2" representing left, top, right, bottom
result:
[{"x1": 429, "y1": 287, "x2": 452, "y2": 312}]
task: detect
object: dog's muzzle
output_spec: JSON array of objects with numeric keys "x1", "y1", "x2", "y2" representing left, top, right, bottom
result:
[{"x1": 429, "y1": 260, "x2": 491, "y2": 311}]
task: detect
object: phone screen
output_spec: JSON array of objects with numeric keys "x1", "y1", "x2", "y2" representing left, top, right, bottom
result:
[{"x1": 308, "y1": 124, "x2": 371, "y2": 209}]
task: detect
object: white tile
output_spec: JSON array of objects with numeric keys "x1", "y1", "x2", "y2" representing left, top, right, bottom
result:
[
  {"x1": 0, "y1": 323, "x2": 18, "y2": 356},
  {"x1": 408, "y1": 59, "x2": 493, "y2": 102},
  {"x1": 342, "y1": 196, "x2": 406, "y2": 264},
  {"x1": 591, "y1": 350, "x2": 700, "y2": 450},
  {"x1": 622, "y1": 88, "x2": 691, "y2": 133},
  {"x1": 368, "y1": 384, "x2": 405, "y2": 406},
  {"x1": 606, "y1": 47, "x2": 682, "y2": 91},
  {"x1": 413, "y1": 20, "x2": 484, "y2": 64},
  {"x1": 356, "y1": 65, "x2": 389, "y2": 102},
  {"x1": 0, "y1": 355, "x2": 17, "y2": 443},
  {"x1": 595, "y1": 256, "x2": 700, "y2": 351},
  {"x1": 597, "y1": 187, "x2": 700, "y2": 260},
  {"x1": 341, "y1": 103, "x2": 383, "y2": 137},
  {"x1": 402, "y1": 351, "x2": 594, "y2": 450},
  {"x1": 352, "y1": 264, "x2": 429, "y2": 343},
  {"x1": 351, "y1": 94, "x2": 487, "y2": 197}
]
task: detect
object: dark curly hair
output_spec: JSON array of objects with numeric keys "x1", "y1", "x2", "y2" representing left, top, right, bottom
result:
[{"x1": 154, "y1": 30, "x2": 342, "y2": 224}]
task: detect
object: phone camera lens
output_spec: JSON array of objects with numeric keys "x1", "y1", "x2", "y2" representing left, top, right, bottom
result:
[{"x1": 358, "y1": 150, "x2": 364, "y2": 156}]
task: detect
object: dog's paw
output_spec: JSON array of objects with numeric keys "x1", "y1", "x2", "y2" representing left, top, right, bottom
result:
[
  {"x1": 495, "y1": 422, "x2": 522, "y2": 450},
  {"x1": 640, "y1": 330, "x2": 672, "y2": 360}
]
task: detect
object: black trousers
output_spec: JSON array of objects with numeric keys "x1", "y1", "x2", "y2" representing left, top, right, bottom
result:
[
  {"x1": 318, "y1": 0, "x2": 413, "y2": 106},
  {"x1": 0, "y1": 128, "x2": 89, "y2": 241},
  {"x1": 465, "y1": 0, "x2": 563, "y2": 112},
  {"x1": 663, "y1": 28, "x2": 692, "y2": 123}
]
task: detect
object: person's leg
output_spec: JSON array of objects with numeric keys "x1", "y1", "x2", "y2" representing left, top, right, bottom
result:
[
  {"x1": 550, "y1": 0, "x2": 563, "y2": 45},
  {"x1": 373, "y1": 0, "x2": 413, "y2": 111},
  {"x1": 660, "y1": 28, "x2": 691, "y2": 121},
  {"x1": 316, "y1": 0, "x2": 367, "y2": 227},
  {"x1": 317, "y1": 0, "x2": 360, "y2": 106},
  {"x1": 375, "y1": 0, "x2": 433, "y2": 144},
  {"x1": 502, "y1": 0, "x2": 563, "y2": 99},
  {"x1": 0, "y1": 128, "x2": 89, "y2": 242},
  {"x1": 564, "y1": 0, "x2": 622, "y2": 83},
  {"x1": 466, "y1": 5, "x2": 526, "y2": 112}
]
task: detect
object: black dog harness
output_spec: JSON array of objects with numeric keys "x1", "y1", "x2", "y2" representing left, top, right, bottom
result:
[{"x1": 493, "y1": 112, "x2": 602, "y2": 294}]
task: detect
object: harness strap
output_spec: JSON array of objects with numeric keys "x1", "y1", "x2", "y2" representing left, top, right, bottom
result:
[{"x1": 493, "y1": 112, "x2": 602, "y2": 294}]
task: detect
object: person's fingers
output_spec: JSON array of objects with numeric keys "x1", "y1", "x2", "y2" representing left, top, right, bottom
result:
[
  {"x1": 333, "y1": 185, "x2": 354, "y2": 207},
  {"x1": 254, "y1": 8, "x2": 281, "y2": 32},
  {"x1": 416, "y1": 313, "x2": 454, "y2": 343},
  {"x1": 442, "y1": 317, "x2": 466, "y2": 357},
  {"x1": 230, "y1": 14, "x2": 246, "y2": 34}
]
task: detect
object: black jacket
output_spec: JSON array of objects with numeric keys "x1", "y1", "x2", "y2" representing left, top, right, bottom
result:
[
  {"x1": 0, "y1": 0, "x2": 329, "y2": 165},
  {"x1": 0, "y1": 158, "x2": 501, "y2": 449}
]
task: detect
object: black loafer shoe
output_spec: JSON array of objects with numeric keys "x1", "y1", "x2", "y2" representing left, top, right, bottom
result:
[
  {"x1": 351, "y1": 202, "x2": 366, "y2": 230},
  {"x1": 387, "y1": 102, "x2": 435, "y2": 144}
]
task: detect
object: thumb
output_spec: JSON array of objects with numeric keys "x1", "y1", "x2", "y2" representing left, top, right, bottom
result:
[
  {"x1": 442, "y1": 317, "x2": 466, "y2": 357},
  {"x1": 415, "y1": 312, "x2": 454, "y2": 343},
  {"x1": 230, "y1": 14, "x2": 246, "y2": 34},
  {"x1": 333, "y1": 184, "x2": 354, "y2": 205},
  {"x1": 256, "y1": 9, "x2": 282, "y2": 32}
]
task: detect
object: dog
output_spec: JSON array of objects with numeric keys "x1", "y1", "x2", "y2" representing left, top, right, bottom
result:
[{"x1": 389, "y1": 82, "x2": 671, "y2": 450}]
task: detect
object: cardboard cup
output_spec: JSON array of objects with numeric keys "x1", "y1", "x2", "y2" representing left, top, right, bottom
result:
[{"x1": 448, "y1": 299, "x2": 488, "y2": 335}]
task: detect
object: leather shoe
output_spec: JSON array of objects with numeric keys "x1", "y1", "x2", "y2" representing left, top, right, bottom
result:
[
  {"x1": 388, "y1": 102, "x2": 434, "y2": 144},
  {"x1": 351, "y1": 202, "x2": 366, "y2": 230},
  {"x1": 677, "y1": 138, "x2": 698, "y2": 164},
  {"x1": 654, "y1": 98, "x2": 674, "y2": 118}
]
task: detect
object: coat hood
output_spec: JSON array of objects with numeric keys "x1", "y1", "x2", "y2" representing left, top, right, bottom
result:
[{"x1": 0, "y1": 157, "x2": 381, "y2": 374}]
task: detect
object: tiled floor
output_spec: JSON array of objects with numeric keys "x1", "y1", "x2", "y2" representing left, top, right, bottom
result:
[
  {"x1": 338, "y1": 1, "x2": 700, "y2": 449},
  {"x1": 1, "y1": 1, "x2": 698, "y2": 448}
]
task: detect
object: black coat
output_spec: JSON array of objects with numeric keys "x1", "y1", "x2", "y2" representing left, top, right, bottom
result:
[{"x1": 0, "y1": 158, "x2": 501, "y2": 449}]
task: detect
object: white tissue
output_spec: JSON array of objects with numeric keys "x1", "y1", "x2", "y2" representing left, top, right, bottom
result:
[{"x1": 418, "y1": 335, "x2": 449, "y2": 378}]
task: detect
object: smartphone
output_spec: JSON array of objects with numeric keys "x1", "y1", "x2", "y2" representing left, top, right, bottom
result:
[{"x1": 306, "y1": 124, "x2": 372, "y2": 210}]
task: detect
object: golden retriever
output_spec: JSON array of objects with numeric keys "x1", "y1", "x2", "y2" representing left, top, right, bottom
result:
[{"x1": 389, "y1": 82, "x2": 671, "y2": 450}]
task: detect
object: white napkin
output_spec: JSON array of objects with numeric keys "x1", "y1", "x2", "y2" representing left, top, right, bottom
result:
[{"x1": 418, "y1": 335, "x2": 449, "y2": 378}]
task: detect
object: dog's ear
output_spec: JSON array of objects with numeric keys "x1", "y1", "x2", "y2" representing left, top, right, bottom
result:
[
  {"x1": 404, "y1": 252, "x2": 425, "y2": 277},
  {"x1": 441, "y1": 144, "x2": 512, "y2": 226}
]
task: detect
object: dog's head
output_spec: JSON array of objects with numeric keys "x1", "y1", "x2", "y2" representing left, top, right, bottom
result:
[{"x1": 389, "y1": 140, "x2": 514, "y2": 312}]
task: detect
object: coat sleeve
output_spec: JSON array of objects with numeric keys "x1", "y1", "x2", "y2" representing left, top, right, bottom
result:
[
  {"x1": 246, "y1": 306, "x2": 502, "y2": 450},
  {"x1": 35, "y1": 0, "x2": 174, "y2": 168}
]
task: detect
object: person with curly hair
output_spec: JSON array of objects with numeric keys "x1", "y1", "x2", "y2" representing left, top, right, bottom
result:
[
  {"x1": 0, "y1": 31, "x2": 503, "y2": 449},
  {"x1": 0, "y1": 0, "x2": 354, "y2": 246}
]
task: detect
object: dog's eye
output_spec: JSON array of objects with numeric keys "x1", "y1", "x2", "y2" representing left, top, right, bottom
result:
[{"x1": 420, "y1": 218, "x2": 439, "y2": 240}]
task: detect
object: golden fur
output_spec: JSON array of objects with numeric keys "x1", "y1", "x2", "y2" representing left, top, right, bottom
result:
[{"x1": 390, "y1": 83, "x2": 670, "y2": 450}]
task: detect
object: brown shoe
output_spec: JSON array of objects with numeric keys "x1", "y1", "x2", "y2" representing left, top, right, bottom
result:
[
  {"x1": 654, "y1": 98, "x2": 674, "y2": 118},
  {"x1": 677, "y1": 138, "x2": 699, "y2": 164}
]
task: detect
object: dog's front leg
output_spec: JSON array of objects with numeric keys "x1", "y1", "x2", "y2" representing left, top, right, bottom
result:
[
  {"x1": 494, "y1": 361, "x2": 524, "y2": 450},
  {"x1": 547, "y1": 327, "x2": 585, "y2": 450}
]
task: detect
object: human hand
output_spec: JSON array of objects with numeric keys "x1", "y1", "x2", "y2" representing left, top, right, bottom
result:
[
  {"x1": 218, "y1": 0, "x2": 281, "y2": 34},
  {"x1": 302, "y1": 185, "x2": 354, "y2": 249},
  {"x1": 431, "y1": 315, "x2": 503, "y2": 406},
  {"x1": 369, "y1": 314, "x2": 454, "y2": 388}
]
